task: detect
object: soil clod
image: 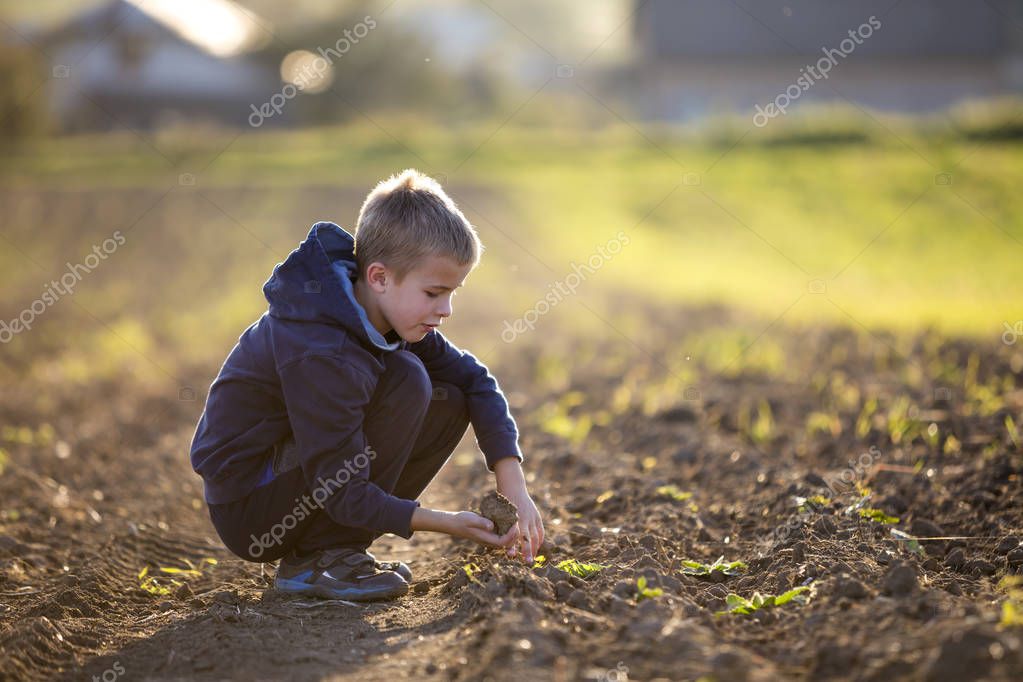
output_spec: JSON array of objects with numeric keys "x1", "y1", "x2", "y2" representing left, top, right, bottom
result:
[{"x1": 479, "y1": 491, "x2": 519, "y2": 536}]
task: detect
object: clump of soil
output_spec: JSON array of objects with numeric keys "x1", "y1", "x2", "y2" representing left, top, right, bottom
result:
[{"x1": 479, "y1": 491, "x2": 518, "y2": 536}]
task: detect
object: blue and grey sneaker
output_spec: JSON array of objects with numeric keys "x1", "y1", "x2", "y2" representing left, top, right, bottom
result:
[
  {"x1": 274, "y1": 548, "x2": 409, "y2": 601},
  {"x1": 364, "y1": 550, "x2": 412, "y2": 584}
]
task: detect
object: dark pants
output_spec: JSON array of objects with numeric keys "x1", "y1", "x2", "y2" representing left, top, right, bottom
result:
[{"x1": 208, "y1": 350, "x2": 470, "y2": 562}]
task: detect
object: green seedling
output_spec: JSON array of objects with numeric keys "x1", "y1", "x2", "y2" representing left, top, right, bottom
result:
[
  {"x1": 740, "y1": 399, "x2": 775, "y2": 445},
  {"x1": 829, "y1": 372, "x2": 861, "y2": 412},
  {"x1": 805, "y1": 411, "x2": 842, "y2": 438},
  {"x1": 858, "y1": 508, "x2": 900, "y2": 524},
  {"x1": 531, "y1": 555, "x2": 546, "y2": 568},
  {"x1": 635, "y1": 576, "x2": 663, "y2": 601},
  {"x1": 737, "y1": 399, "x2": 775, "y2": 445},
  {"x1": 964, "y1": 373, "x2": 1006, "y2": 417},
  {"x1": 556, "y1": 558, "x2": 608, "y2": 579},
  {"x1": 656, "y1": 484, "x2": 693, "y2": 502},
  {"x1": 462, "y1": 561, "x2": 483, "y2": 585},
  {"x1": 890, "y1": 529, "x2": 925, "y2": 557},
  {"x1": 1, "y1": 424, "x2": 55, "y2": 446},
  {"x1": 855, "y1": 397, "x2": 877, "y2": 439},
  {"x1": 795, "y1": 495, "x2": 831, "y2": 512},
  {"x1": 1007, "y1": 415, "x2": 1020, "y2": 450},
  {"x1": 843, "y1": 493, "x2": 871, "y2": 516},
  {"x1": 886, "y1": 395, "x2": 923, "y2": 445},
  {"x1": 717, "y1": 586, "x2": 812, "y2": 616},
  {"x1": 138, "y1": 566, "x2": 173, "y2": 596},
  {"x1": 999, "y1": 576, "x2": 1023, "y2": 629},
  {"x1": 138, "y1": 557, "x2": 217, "y2": 596},
  {"x1": 680, "y1": 556, "x2": 747, "y2": 578},
  {"x1": 539, "y1": 391, "x2": 592, "y2": 445}
]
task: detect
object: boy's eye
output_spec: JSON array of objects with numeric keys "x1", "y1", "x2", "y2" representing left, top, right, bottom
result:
[{"x1": 426, "y1": 291, "x2": 439, "y2": 298}]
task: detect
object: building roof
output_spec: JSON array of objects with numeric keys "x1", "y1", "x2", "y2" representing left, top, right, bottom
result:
[{"x1": 44, "y1": 0, "x2": 271, "y2": 57}]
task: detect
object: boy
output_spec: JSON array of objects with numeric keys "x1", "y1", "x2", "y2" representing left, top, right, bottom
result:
[{"x1": 190, "y1": 169, "x2": 544, "y2": 601}]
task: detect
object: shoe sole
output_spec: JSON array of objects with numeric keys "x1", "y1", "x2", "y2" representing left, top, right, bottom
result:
[{"x1": 274, "y1": 577, "x2": 409, "y2": 602}]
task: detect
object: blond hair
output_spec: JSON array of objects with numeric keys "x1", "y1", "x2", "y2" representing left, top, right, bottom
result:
[{"x1": 354, "y1": 169, "x2": 482, "y2": 283}]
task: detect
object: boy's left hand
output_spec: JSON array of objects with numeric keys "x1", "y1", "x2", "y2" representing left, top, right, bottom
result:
[{"x1": 499, "y1": 487, "x2": 545, "y2": 564}]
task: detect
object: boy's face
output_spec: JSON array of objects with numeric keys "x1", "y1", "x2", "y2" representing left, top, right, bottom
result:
[{"x1": 376, "y1": 254, "x2": 472, "y2": 343}]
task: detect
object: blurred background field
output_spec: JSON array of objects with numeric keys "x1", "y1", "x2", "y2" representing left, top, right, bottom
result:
[
  {"x1": 1, "y1": 0, "x2": 1022, "y2": 393},
  {"x1": 2, "y1": 114, "x2": 1022, "y2": 389}
]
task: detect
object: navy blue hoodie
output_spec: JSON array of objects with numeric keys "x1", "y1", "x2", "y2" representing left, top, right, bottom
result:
[{"x1": 189, "y1": 222, "x2": 522, "y2": 539}]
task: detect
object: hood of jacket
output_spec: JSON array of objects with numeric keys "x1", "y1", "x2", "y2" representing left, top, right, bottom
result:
[{"x1": 262, "y1": 221, "x2": 400, "y2": 352}]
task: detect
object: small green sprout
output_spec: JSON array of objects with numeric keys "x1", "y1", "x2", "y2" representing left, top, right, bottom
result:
[
  {"x1": 556, "y1": 558, "x2": 607, "y2": 579},
  {"x1": 680, "y1": 556, "x2": 747, "y2": 578},
  {"x1": 805, "y1": 411, "x2": 841, "y2": 438},
  {"x1": 137, "y1": 557, "x2": 218, "y2": 597},
  {"x1": 462, "y1": 561, "x2": 483, "y2": 585},
  {"x1": 531, "y1": 555, "x2": 547, "y2": 568},
  {"x1": 795, "y1": 495, "x2": 831, "y2": 513},
  {"x1": 655, "y1": 484, "x2": 693, "y2": 502},
  {"x1": 843, "y1": 492, "x2": 872, "y2": 516},
  {"x1": 717, "y1": 586, "x2": 812, "y2": 616},
  {"x1": 635, "y1": 576, "x2": 663, "y2": 601},
  {"x1": 138, "y1": 566, "x2": 174, "y2": 596},
  {"x1": 157, "y1": 566, "x2": 202, "y2": 577},
  {"x1": 1007, "y1": 415, "x2": 1020, "y2": 450},
  {"x1": 858, "y1": 508, "x2": 900, "y2": 524},
  {"x1": 890, "y1": 529, "x2": 925, "y2": 556},
  {"x1": 738, "y1": 400, "x2": 775, "y2": 445},
  {"x1": 855, "y1": 398, "x2": 877, "y2": 439},
  {"x1": 999, "y1": 576, "x2": 1023, "y2": 629},
  {"x1": 886, "y1": 395, "x2": 922, "y2": 445}
]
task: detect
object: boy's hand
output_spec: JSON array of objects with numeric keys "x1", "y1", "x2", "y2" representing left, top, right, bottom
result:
[
  {"x1": 499, "y1": 489, "x2": 544, "y2": 564},
  {"x1": 493, "y1": 456, "x2": 545, "y2": 564},
  {"x1": 444, "y1": 510, "x2": 518, "y2": 549}
]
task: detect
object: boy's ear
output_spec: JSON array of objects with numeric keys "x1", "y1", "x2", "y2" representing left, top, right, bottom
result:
[{"x1": 365, "y1": 262, "x2": 390, "y2": 292}]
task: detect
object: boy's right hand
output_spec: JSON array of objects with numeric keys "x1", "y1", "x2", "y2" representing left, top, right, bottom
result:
[{"x1": 445, "y1": 511, "x2": 518, "y2": 548}]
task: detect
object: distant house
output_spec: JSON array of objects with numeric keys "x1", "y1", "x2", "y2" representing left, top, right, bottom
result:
[
  {"x1": 632, "y1": 0, "x2": 1023, "y2": 121},
  {"x1": 40, "y1": 0, "x2": 279, "y2": 131}
]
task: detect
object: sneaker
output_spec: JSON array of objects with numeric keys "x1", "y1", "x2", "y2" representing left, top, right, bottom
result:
[
  {"x1": 274, "y1": 548, "x2": 409, "y2": 601},
  {"x1": 364, "y1": 550, "x2": 412, "y2": 583}
]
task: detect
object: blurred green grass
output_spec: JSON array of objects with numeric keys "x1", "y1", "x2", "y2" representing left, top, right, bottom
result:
[{"x1": 1, "y1": 112, "x2": 1021, "y2": 386}]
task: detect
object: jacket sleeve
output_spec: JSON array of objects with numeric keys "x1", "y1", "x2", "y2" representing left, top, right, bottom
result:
[
  {"x1": 407, "y1": 329, "x2": 523, "y2": 471},
  {"x1": 277, "y1": 354, "x2": 420, "y2": 538}
]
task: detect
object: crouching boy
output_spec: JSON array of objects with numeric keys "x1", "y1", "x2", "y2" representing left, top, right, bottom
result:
[{"x1": 189, "y1": 170, "x2": 544, "y2": 601}]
